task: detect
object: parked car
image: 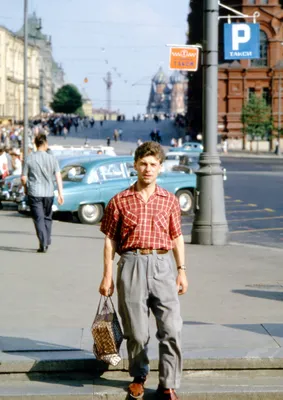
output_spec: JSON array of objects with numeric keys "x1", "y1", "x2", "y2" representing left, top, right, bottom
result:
[
  {"x1": 49, "y1": 145, "x2": 116, "y2": 157},
  {"x1": 0, "y1": 175, "x2": 21, "y2": 203},
  {"x1": 15, "y1": 154, "x2": 111, "y2": 213},
  {"x1": 17, "y1": 156, "x2": 196, "y2": 224},
  {"x1": 163, "y1": 151, "x2": 199, "y2": 174},
  {"x1": 169, "y1": 142, "x2": 203, "y2": 154}
]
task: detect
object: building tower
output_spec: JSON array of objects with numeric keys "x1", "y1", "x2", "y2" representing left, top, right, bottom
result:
[
  {"x1": 103, "y1": 72, "x2": 112, "y2": 112},
  {"x1": 170, "y1": 71, "x2": 187, "y2": 115}
]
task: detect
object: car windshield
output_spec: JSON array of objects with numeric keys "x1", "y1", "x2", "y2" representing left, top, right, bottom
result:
[
  {"x1": 61, "y1": 165, "x2": 86, "y2": 182},
  {"x1": 179, "y1": 155, "x2": 199, "y2": 165},
  {"x1": 166, "y1": 155, "x2": 180, "y2": 160}
]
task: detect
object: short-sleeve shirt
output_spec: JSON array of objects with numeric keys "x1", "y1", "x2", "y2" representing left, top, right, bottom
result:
[
  {"x1": 23, "y1": 151, "x2": 60, "y2": 197},
  {"x1": 100, "y1": 184, "x2": 182, "y2": 253}
]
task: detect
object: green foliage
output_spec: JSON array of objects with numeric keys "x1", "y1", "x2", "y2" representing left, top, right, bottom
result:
[
  {"x1": 51, "y1": 85, "x2": 83, "y2": 114},
  {"x1": 75, "y1": 106, "x2": 85, "y2": 118},
  {"x1": 241, "y1": 94, "x2": 273, "y2": 141}
]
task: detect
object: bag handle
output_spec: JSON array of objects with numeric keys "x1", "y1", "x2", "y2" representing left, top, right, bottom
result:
[{"x1": 95, "y1": 295, "x2": 115, "y2": 317}]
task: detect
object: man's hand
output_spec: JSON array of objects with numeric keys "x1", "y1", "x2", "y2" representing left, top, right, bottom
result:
[
  {"x1": 99, "y1": 276, "x2": 114, "y2": 297},
  {"x1": 176, "y1": 271, "x2": 188, "y2": 295},
  {"x1": 58, "y1": 194, "x2": 64, "y2": 205}
]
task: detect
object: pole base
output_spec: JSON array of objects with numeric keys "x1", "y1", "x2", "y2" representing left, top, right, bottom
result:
[
  {"x1": 191, "y1": 223, "x2": 229, "y2": 245},
  {"x1": 191, "y1": 153, "x2": 229, "y2": 245}
]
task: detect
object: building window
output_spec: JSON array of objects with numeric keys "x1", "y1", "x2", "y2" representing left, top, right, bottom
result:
[
  {"x1": 261, "y1": 0, "x2": 268, "y2": 3},
  {"x1": 262, "y1": 88, "x2": 271, "y2": 105},
  {"x1": 248, "y1": 88, "x2": 255, "y2": 99},
  {"x1": 248, "y1": 0, "x2": 256, "y2": 3},
  {"x1": 251, "y1": 31, "x2": 268, "y2": 66}
]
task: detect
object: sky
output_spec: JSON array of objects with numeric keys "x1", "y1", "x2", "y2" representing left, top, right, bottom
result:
[{"x1": 0, "y1": 0, "x2": 189, "y2": 117}]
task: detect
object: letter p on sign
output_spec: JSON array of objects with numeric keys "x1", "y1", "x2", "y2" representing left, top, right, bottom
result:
[{"x1": 232, "y1": 24, "x2": 251, "y2": 51}]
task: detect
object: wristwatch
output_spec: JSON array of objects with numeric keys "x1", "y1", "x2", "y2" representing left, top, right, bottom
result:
[{"x1": 177, "y1": 265, "x2": 186, "y2": 271}]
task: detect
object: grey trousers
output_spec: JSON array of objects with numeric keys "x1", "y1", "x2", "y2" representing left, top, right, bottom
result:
[{"x1": 116, "y1": 250, "x2": 183, "y2": 389}]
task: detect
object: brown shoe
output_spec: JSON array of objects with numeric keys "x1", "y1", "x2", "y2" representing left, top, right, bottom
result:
[
  {"x1": 128, "y1": 376, "x2": 147, "y2": 398},
  {"x1": 156, "y1": 385, "x2": 179, "y2": 400}
]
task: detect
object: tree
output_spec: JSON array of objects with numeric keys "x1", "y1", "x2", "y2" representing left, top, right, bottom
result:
[
  {"x1": 51, "y1": 85, "x2": 83, "y2": 114},
  {"x1": 241, "y1": 94, "x2": 273, "y2": 152}
]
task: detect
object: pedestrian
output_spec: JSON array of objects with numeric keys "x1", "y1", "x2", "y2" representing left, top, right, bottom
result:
[
  {"x1": 137, "y1": 138, "x2": 143, "y2": 147},
  {"x1": 106, "y1": 136, "x2": 111, "y2": 146},
  {"x1": 0, "y1": 144, "x2": 9, "y2": 210},
  {"x1": 113, "y1": 129, "x2": 119, "y2": 142},
  {"x1": 63, "y1": 126, "x2": 68, "y2": 139},
  {"x1": 99, "y1": 141, "x2": 188, "y2": 400},
  {"x1": 11, "y1": 148, "x2": 22, "y2": 175},
  {"x1": 21, "y1": 133, "x2": 64, "y2": 253},
  {"x1": 170, "y1": 138, "x2": 177, "y2": 147}
]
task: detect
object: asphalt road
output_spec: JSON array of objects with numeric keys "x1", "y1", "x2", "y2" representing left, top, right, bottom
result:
[{"x1": 182, "y1": 157, "x2": 283, "y2": 249}]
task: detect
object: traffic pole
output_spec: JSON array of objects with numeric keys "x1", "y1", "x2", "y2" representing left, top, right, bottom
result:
[
  {"x1": 23, "y1": 0, "x2": 29, "y2": 164},
  {"x1": 191, "y1": 0, "x2": 229, "y2": 245}
]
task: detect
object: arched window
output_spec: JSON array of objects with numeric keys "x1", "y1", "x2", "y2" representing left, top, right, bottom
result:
[{"x1": 251, "y1": 30, "x2": 268, "y2": 67}]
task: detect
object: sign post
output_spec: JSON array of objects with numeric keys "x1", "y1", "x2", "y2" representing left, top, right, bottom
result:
[{"x1": 191, "y1": 0, "x2": 229, "y2": 245}]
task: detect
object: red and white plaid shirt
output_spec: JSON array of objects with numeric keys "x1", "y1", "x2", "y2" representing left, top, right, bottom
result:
[{"x1": 100, "y1": 184, "x2": 182, "y2": 253}]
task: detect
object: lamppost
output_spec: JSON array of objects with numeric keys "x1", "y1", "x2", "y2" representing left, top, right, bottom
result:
[
  {"x1": 23, "y1": 0, "x2": 28, "y2": 163},
  {"x1": 191, "y1": 0, "x2": 229, "y2": 245},
  {"x1": 277, "y1": 70, "x2": 281, "y2": 155}
]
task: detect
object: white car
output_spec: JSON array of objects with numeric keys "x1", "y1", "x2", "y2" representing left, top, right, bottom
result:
[
  {"x1": 162, "y1": 151, "x2": 199, "y2": 173},
  {"x1": 49, "y1": 145, "x2": 116, "y2": 157}
]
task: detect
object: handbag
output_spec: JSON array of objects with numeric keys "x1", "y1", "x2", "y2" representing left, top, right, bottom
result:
[{"x1": 91, "y1": 296, "x2": 123, "y2": 366}]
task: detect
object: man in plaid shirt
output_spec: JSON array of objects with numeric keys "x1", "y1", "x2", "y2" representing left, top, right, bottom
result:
[{"x1": 99, "y1": 142, "x2": 188, "y2": 400}]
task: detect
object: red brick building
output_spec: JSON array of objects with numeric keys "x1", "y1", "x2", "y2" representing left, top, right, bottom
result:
[{"x1": 188, "y1": 0, "x2": 283, "y2": 144}]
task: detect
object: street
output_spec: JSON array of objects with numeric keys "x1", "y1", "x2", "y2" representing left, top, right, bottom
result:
[{"x1": 182, "y1": 157, "x2": 283, "y2": 248}]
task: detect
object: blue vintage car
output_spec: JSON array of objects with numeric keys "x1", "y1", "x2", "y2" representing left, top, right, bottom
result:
[
  {"x1": 169, "y1": 142, "x2": 203, "y2": 154},
  {"x1": 52, "y1": 155, "x2": 196, "y2": 224}
]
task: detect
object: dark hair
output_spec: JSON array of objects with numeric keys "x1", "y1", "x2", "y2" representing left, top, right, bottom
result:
[
  {"x1": 134, "y1": 141, "x2": 165, "y2": 164},
  {"x1": 34, "y1": 133, "x2": 47, "y2": 148}
]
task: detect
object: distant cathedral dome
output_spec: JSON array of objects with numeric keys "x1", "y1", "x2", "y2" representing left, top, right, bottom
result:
[
  {"x1": 152, "y1": 67, "x2": 168, "y2": 84},
  {"x1": 170, "y1": 70, "x2": 185, "y2": 84}
]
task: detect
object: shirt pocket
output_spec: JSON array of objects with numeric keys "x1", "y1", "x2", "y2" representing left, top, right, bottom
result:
[
  {"x1": 154, "y1": 212, "x2": 168, "y2": 233},
  {"x1": 123, "y1": 210, "x2": 138, "y2": 228}
]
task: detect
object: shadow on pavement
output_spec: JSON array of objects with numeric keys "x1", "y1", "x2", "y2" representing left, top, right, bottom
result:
[
  {"x1": 232, "y1": 289, "x2": 283, "y2": 302},
  {"x1": 0, "y1": 246, "x2": 36, "y2": 253},
  {"x1": 0, "y1": 336, "x2": 128, "y2": 388}
]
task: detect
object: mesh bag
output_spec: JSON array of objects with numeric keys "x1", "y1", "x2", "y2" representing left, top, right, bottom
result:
[{"x1": 91, "y1": 296, "x2": 123, "y2": 366}]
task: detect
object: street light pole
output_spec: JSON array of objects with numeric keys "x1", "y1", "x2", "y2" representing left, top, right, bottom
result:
[
  {"x1": 191, "y1": 0, "x2": 229, "y2": 245},
  {"x1": 23, "y1": 0, "x2": 28, "y2": 163},
  {"x1": 277, "y1": 72, "x2": 281, "y2": 155}
]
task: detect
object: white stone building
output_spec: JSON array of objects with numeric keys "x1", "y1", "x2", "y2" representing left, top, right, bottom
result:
[{"x1": 0, "y1": 25, "x2": 40, "y2": 121}]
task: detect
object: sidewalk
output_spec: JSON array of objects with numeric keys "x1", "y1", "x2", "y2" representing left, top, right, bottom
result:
[{"x1": 0, "y1": 211, "x2": 282, "y2": 360}]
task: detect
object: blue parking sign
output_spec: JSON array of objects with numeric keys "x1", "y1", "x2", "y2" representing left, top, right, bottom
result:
[{"x1": 224, "y1": 23, "x2": 260, "y2": 60}]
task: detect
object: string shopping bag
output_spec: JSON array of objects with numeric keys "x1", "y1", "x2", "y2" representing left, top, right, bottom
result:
[{"x1": 91, "y1": 296, "x2": 123, "y2": 366}]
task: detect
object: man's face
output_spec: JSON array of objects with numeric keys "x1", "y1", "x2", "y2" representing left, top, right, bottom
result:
[{"x1": 134, "y1": 155, "x2": 162, "y2": 186}]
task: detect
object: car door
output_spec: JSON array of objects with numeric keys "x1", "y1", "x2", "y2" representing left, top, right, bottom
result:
[{"x1": 97, "y1": 161, "x2": 130, "y2": 205}]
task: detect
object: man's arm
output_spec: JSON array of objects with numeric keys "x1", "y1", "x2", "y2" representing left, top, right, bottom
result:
[
  {"x1": 172, "y1": 234, "x2": 188, "y2": 295},
  {"x1": 99, "y1": 236, "x2": 117, "y2": 296},
  {"x1": 55, "y1": 171, "x2": 64, "y2": 205}
]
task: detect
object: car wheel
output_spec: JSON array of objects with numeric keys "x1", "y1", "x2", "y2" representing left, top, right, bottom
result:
[
  {"x1": 78, "y1": 204, "x2": 103, "y2": 224},
  {"x1": 176, "y1": 190, "x2": 194, "y2": 215}
]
